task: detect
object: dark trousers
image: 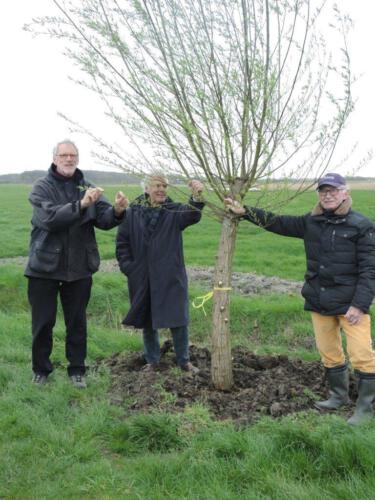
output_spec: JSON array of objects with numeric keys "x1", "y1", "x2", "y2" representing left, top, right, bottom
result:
[{"x1": 27, "y1": 277, "x2": 92, "y2": 376}]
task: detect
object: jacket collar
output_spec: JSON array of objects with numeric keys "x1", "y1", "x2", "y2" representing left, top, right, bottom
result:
[
  {"x1": 131, "y1": 193, "x2": 174, "y2": 207},
  {"x1": 311, "y1": 196, "x2": 352, "y2": 217},
  {"x1": 49, "y1": 163, "x2": 85, "y2": 184}
]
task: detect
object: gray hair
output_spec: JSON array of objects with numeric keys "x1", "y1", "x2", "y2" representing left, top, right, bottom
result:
[
  {"x1": 144, "y1": 170, "x2": 168, "y2": 188},
  {"x1": 52, "y1": 139, "x2": 79, "y2": 158}
]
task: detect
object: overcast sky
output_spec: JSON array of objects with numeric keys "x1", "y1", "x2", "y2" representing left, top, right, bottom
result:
[{"x1": 1, "y1": 1, "x2": 375, "y2": 177}]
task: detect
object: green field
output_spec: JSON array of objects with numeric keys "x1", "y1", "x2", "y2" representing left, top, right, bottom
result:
[
  {"x1": 3, "y1": 183, "x2": 375, "y2": 280},
  {"x1": 1, "y1": 184, "x2": 375, "y2": 498}
]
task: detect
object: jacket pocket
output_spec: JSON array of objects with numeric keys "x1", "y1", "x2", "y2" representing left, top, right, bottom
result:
[
  {"x1": 121, "y1": 260, "x2": 137, "y2": 276},
  {"x1": 302, "y1": 271, "x2": 317, "y2": 299},
  {"x1": 304, "y1": 270, "x2": 317, "y2": 281},
  {"x1": 29, "y1": 242, "x2": 62, "y2": 273},
  {"x1": 333, "y1": 275, "x2": 356, "y2": 286},
  {"x1": 87, "y1": 246, "x2": 100, "y2": 272}
]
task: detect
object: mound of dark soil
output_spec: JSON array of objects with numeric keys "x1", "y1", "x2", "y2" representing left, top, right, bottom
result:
[{"x1": 103, "y1": 342, "x2": 356, "y2": 425}]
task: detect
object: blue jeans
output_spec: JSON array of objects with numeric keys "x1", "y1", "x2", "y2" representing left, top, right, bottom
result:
[{"x1": 142, "y1": 325, "x2": 189, "y2": 367}]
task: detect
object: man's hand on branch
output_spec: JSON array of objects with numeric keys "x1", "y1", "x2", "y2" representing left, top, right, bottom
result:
[
  {"x1": 80, "y1": 187, "x2": 104, "y2": 209},
  {"x1": 114, "y1": 191, "x2": 129, "y2": 216},
  {"x1": 224, "y1": 197, "x2": 246, "y2": 216},
  {"x1": 189, "y1": 180, "x2": 204, "y2": 200}
]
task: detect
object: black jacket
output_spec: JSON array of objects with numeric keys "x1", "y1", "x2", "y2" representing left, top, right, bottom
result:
[
  {"x1": 116, "y1": 195, "x2": 204, "y2": 329},
  {"x1": 25, "y1": 164, "x2": 123, "y2": 281},
  {"x1": 244, "y1": 198, "x2": 375, "y2": 315}
]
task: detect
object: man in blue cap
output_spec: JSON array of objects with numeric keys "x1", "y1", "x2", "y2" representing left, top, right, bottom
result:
[{"x1": 225, "y1": 173, "x2": 375, "y2": 425}]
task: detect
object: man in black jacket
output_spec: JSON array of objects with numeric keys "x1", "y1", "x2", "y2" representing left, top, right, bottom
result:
[
  {"x1": 225, "y1": 173, "x2": 375, "y2": 425},
  {"x1": 116, "y1": 173, "x2": 204, "y2": 373},
  {"x1": 25, "y1": 140, "x2": 128, "y2": 388}
]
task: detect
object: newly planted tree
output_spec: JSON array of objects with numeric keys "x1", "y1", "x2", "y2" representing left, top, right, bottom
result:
[{"x1": 29, "y1": 0, "x2": 353, "y2": 389}]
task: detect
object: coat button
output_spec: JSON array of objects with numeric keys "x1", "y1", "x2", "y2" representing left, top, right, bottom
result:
[
  {"x1": 321, "y1": 287, "x2": 325, "y2": 291},
  {"x1": 320, "y1": 265, "x2": 325, "y2": 269}
]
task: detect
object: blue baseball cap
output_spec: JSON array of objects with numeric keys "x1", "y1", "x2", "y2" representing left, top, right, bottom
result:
[{"x1": 317, "y1": 173, "x2": 346, "y2": 190}]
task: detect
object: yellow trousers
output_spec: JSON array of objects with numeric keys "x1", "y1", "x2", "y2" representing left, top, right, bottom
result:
[{"x1": 311, "y1": 312, "x2": 375, "y2": 373}]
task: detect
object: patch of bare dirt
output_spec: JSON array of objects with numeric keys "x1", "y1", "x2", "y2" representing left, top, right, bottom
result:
[
  {"x1": 3, "y1": 257, "x2": 302, "y2": 297},
  {"x1": 187, "y1": 266, "x2": 303, "y2": 296},
  {"x1": 0, "y1": 256, "x2": 29, "y2": 266},
  {"x1": 102, "y1": 341, "x2": 357, "y2": 425}
]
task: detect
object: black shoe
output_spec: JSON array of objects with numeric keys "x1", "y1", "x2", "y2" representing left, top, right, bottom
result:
[
  {"x1": 69, "y1": 374, "x2": 87, "y2": 389},
  {"x1": 32, "y1": 373, "x2": 48, "y2": 385}
]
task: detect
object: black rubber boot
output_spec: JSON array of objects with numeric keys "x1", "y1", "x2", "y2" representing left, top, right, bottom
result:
[
  {"x1": 347, "y1": 371, "x2": 375, "y2": 426},
  {"x1": 314, "y1": 364, "x2": 350, "y2": 410}
]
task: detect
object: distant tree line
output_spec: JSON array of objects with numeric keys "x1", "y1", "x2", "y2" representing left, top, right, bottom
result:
[
  {"x1": 0, "y1": 170, "x2": 140, "y2": 185},
  {"x1": 1, "y1": 171, "x2": 373, "y2": 186}
]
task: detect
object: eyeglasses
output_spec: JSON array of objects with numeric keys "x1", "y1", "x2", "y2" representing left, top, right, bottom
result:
[
  {"x1": 318, "y1": 187, "x2": 343, "y2": 197},
  {"x1": 57, "y1": 154, "x2": 78, "y2": 159}
]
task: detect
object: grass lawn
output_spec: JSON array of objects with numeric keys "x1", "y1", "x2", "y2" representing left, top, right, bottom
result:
[
  {"x1": 1, "y1": 184, "x2": 375, "y2": 498},
  {"x1": 2, "y1": 183, "x2": 375, "y2": 280},
  {"x1": 1, "y1": 264, "x2": 375, "y2": 498}
]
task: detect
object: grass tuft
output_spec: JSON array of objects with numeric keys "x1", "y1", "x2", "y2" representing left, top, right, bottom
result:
[{"x1": 110, "y1": 413, "x2": 185, "y2": 455}]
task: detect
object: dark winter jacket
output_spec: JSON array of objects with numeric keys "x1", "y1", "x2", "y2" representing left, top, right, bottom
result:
[
  {"x1": 116, "y1": 194, "x2": 204, "y2": 329},
  {"x1": 243, "y1": 197, "x2": 375, "y2": 315},
  {"x1": 25, "y1": 164, "x2": 123, "y2": 282}
]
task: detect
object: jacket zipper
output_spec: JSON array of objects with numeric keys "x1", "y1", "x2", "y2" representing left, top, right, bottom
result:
[{"x1": 331, "y1": 229, "x2": 336, "y2": 251}]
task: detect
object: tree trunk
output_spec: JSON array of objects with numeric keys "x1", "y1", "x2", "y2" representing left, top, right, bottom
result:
[{"x1": 211, "y1": 214, "x2": 238, "y2": 390}]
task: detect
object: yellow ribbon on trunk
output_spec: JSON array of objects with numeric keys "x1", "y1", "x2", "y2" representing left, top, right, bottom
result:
[{"x1": 192, "y1": 287, "x2": 232, "y2": 316}]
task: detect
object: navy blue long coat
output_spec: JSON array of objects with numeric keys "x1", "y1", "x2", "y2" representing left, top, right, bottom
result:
[{"x1": 116, "y1": 197, "x2": 204, "y2": 329}]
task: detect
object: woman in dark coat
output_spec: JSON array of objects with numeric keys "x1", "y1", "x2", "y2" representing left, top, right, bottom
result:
[{"x1": 116, "y1": 174, "x2": 204, "y2": 372}]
